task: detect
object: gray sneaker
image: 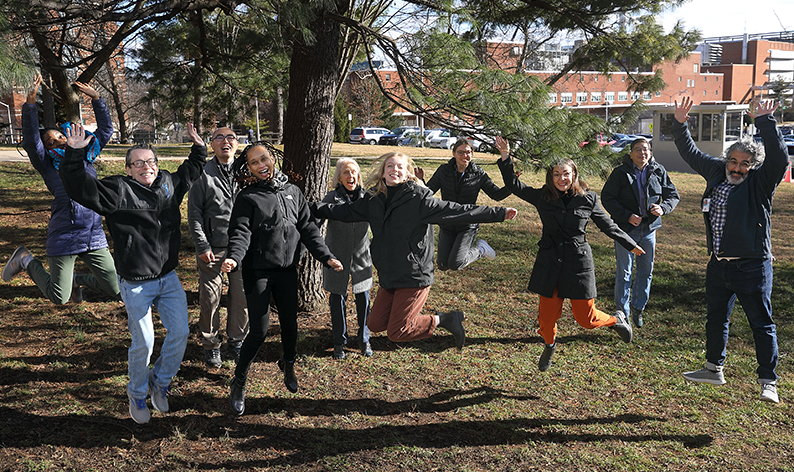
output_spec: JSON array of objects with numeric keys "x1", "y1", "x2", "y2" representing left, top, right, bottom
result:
[
  {"x1": 127, "y1": 390, "x2": 151, "y2": 424},
  {"x1": 759, "y1": 380, "x2": 779, "y2": 403},
  {"x1": 609, "y1": 310, "x2": 633, "y2": 343},
  {"x1": 2, "y1": 246, "x2": 32, "y2": 282},
  {"x1": 148, "y1": 370, "x2": 170, "y2": 413},
  {"x1": 682, "y1": 364, "x2": 726, "y2": 385},
  {"x1": 476, "y1": 239, "x2": 496, "y2": 261}
]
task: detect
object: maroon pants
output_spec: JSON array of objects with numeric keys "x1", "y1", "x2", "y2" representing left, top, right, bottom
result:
[{"x1": 368, "y1": 285, "x2": 435, "y2": 342}]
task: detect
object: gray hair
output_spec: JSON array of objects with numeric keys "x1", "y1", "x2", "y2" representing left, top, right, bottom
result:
[{"x1": 723, "y1": 138, "x2": 765, "y2": 168}]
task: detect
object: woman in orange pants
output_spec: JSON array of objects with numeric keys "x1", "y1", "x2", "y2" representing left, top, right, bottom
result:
[{"x1": 496, "y1": 137, "x2": 645, "y2": 372}]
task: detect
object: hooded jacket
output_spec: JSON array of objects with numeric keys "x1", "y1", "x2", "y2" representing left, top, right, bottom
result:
[{"x1": 59, "y1": 144, "x2": 206, "y2": 280}]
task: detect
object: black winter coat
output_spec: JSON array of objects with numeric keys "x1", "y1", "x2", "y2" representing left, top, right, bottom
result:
[
  {"x1": 498, "y1": 158, "x2": 636, "y2": 299},
  {"x1": 312, "y1": 181, "x2": 507, "y2": 289}
]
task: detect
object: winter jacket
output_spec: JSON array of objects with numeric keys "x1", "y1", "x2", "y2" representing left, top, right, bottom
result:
[
  {"x1": 601, "y1": 155, "x2": 680, "y2": 233},
  {"x1": 426, "y1": 158, "x2": 511, "y2": 231},
  {"x1": 60, "y1": 144, "x2": 206, "y2": 281},
  {"x1": 321, "y1": 185, "x2": 373, "y2": 295},
  {"x1": 498, "y1": 158, "x2": 636, "y2": 299},
  {"x1": 672, "y1": 114, "x2": 788, "y2": 258},
  {"x1": 21, "y1": 100, "x2": 112, "y2": 257},
  {"x1": 187, "y1": 156, "x2": 239, "y2": 255},
  {"x1": 226, "y1": 172, "x2": 335, "y2": 271},
  {"x1": 312, "y1": 181, "x2": 507, "y2": 289}
]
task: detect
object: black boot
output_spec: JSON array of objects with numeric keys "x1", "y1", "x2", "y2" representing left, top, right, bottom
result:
[
  {"x1": 538, "y1": 343, "x2": 556, "y2": 372},
  {"x1": 437, "y1": 311, "x2": 466, "y2": 350},
  {"x1": 278, "y1": 358, "x2": 298, "y2": 393},
  {"x1": 229, "y1": 376, "x2": 246, "y2": 416}
]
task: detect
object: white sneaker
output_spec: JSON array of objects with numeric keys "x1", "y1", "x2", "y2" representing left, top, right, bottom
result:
[
  {"x1": 682, "y1": 363, "x2": 725, "y2": 385},
  {"x1": 759, "y1": 380, "x2": 779, "y2": 403},
  {"x1": 2, "y1": 246, "x2": 32, "y2": 281},
  {"x1": 476, "y1": 239, "x2": 496, "y2": 261}
]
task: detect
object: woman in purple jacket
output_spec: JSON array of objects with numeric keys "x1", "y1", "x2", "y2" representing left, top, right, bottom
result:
[{"x1": 1, "y1": 75, "x2": 119, "y2": 304}]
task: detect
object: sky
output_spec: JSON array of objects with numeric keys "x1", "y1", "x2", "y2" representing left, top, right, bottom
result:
[{"x1": 659, "y1": 0, "x2": 792, "y2": 39}]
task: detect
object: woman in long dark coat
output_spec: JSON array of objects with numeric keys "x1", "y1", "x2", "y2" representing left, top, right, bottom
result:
[{"x1": 495, "y1": 137, "x2": 643, "y2": 372}]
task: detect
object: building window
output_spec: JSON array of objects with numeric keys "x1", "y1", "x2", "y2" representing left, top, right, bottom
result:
[
  {"x1": 704, "y1": 77, "x2": 708, "y2": 82},
  {"x1": 678, "y1": 76, "x2": 682, "y2": 82},
  {"x1": 577, "y1": 92, "x2": 588, "y2": 103},
  {"x1": 385, "y1": 73, "x2": 391, "y2": 82},
  {"x1": 608, "y1": 77, "x2": 612, "y2": 82},
  {"x1": 605, "y1": 91, "x2": 615, "y2": 102},
  {"x1": 561, "y1": 93, "x2": 573, "y2": 103},
  {"x1": 703, "y1": 90, "x2": 707, "y2": 96},
  {"x1": 655, "y1": 91, "x2": 662, "y2": 97},
  {"x1": 591, "y1": 92, "x2": 602, "y2": 102},
  {"x1": 621, "y1": 76, "x2": 626, "y2": 82},
  {"x1": 631, "y1": 91, "x2": 640, "y2": 100},
  {"x1": 618, "y1": 91, "x2": 629, "y2": 101},
  {"x1": 594, "y1": 76, "x2": 598, "y2": 82},
  {"x1": 694, "y1": 64, "x2": 698, "y2": 73},
  {"x1": 643, "y1": 91, "x2": 652, "y2": 100},
  {"x1": 548, "y1": 93, "x2": 558, "y2": 104}
]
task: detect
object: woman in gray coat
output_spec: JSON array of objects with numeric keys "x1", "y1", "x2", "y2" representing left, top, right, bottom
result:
[{"x1": 322, "y1": 158, "x2": 374, "y2": 359}]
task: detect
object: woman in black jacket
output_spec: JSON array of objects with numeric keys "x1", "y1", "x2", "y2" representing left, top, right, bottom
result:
[
  {"x1": 495, "y1": 137, "x2": 643, "y2": 373},
  {"x1": 221, "y1": 145, "x2": 342, "y2": 416},
  {"x1": 313, "y1": 152, "x2": 517, "y2": 352}
]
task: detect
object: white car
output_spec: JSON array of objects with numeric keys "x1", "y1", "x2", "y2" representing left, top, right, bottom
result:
[
  {"x1": 399, "y1": 129, "x2": 445, "y2": 147},
  {"x1": 349, "y1": 127, "x2": 391, "y2": 145},
  {"x1": 427, "y1": 130, "x2": 460, "y2": 149}
]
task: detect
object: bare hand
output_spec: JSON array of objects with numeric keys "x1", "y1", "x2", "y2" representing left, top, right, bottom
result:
[
  {"x1": 748, "y1": 99, "x2": 778, "y2": 119},
  {"x1": 630, "y1": 246, "x2": 646, "y2": 256},
  {"x1": 27, "y1": 75, "x2": 42, "y2": 104},
  {"x1": 495, "y1": 136, "x2": 510, "y2": 160},
  {"x1": 221, "y1": 258, "x2": 237, "y2": 273},
  {"x1": 628, "y1": 214, "x2": 642, "y2": 226},
  {"x1": 187, "y1": 123, "x2": 205, "y2": 147},
  {"x1": 65, "y1": 122, "x2": 92, "y2": 149},
  {"x1": 649, "y1": 203, "x2": 664, "y2": 217},
  {"x1": 198, "y1": 251, "x2": 216, "y2": 264},
  {"x1": 505, "y1": 208, "x2": 518, "y2": 220},
  {"x1": 674, "y1": 97, "x2": 693, "y2": 124},
  {"x1": 328, "y1": 258, "x2": 344, "y2": 272},
  {"x1": 415, "y1": 167, "x2": 424, "y2": 180},
  {"x1": 73, "y1": 81, "x2": 100, "y2": 100}
]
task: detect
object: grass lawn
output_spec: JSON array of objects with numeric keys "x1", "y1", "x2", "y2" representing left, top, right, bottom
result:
[{"x1": 0, "y1": 155, "x2": 792, "y2": 471}]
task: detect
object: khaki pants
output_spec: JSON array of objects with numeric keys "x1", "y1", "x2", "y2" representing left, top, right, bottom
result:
[{"x1": 196, "y1": 249, "x2": 248, "y2": 350}]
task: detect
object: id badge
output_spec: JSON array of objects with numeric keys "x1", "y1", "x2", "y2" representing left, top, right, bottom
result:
[{"x1": 702, "y1": 198, "x2": 710, "y2": 212}]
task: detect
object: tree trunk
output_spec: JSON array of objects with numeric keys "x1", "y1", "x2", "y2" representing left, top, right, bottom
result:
[
  {"x1": 103, "y1": 60, "x2": 129, "y2": 143},
  {"x1": 274, "y1": 85, "x2": 284, "y2": 144},
  {"x1": 282, "y1": 13, "x2": 341, "y2": 313}
]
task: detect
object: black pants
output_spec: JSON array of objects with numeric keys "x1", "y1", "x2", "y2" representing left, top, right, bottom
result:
[{"x1": 235, "y1": 266, "x2": 298, "y2": 381}]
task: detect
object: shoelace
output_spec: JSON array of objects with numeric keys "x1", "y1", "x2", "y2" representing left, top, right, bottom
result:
[{"x1": 131, "y1": 397, "x2": 147, "y2": 409}]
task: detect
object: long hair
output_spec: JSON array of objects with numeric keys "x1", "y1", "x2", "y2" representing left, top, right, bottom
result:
[
  {"x1": 364, "y1": 152, "x2": 422, "y2": 196},
  {"x1": 331, "y1": 158, "x2": 362, "y2": 189},
  {"x1": 232, "y1": 143, "x2": 272, "y2": 190},
  {"x1": 541, "y1": 158, "x2": 588, "y2": 202}
]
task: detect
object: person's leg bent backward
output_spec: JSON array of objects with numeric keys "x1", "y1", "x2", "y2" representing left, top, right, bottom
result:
[
  {"x1": 368, "y1": 286, "x2": 395, "y2": 333},
  {"x1": 537, "y1": 289, "x2": 564, "y2": 345},
  {"x1": 704, "y1": 258, "x2": 736, "y2": 370},
  {"x1": 77, "y1": 247, "x2": 120, "y2": 297},
  {"x1": 26, "y1": 254, "x2": 77, "y2": 304},
  {"x1": 150, "y1": 271, "x2": 190, "y2": 387},
  {"x1": 448, "y1": 226, "x2": 482, "y2": 270},
  {"x1": 272, "y1": 267, "x2": 300, "y2": 362},
  {"x1": 384, "y1": 286, "x2": 433, "y2": 342},
  {"x1": 236, "y1": 269, "x2": 273, "y2": 382},
  {"x1": 196, "y1": 254, "x2": 224, "y2": 350},
  {"x1": 570, "y1": 298, "x2": 616, "y2": 330},
  {"x1": 119, "y1": 277, "x2": 158, "y2": 399},
  {"x1": 436, "y1": 226, "x2": 455, "y2": 271}
]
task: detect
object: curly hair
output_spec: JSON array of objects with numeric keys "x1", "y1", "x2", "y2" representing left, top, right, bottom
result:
[
  {"x1": 231, "y1": 143, "x2": 274, "y2": 190},
  {"x1": 722, "y1": 138, "x2": 765, "y2": 168}
]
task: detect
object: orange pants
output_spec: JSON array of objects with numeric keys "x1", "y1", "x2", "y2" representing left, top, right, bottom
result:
[{"x1": 537, "y1": 288, "x2": 617, "y2": 345}]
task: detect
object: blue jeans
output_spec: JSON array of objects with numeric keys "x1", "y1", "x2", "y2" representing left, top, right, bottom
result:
[
  {"x1": 119, "y1": 271, "x2": 190, "y2": 398},
  {"x1": 614, "y1": 224, "x2": 656, "y2": 315},
  {"x1": 330, "y1": 291, "x2": 371, "y2": 346},
  {"x1": 437, "y1": 225, "x2": 480, "y2": 271},
  {"x1": 705, "y1": 256, "x2": 778, "y2": 381}
]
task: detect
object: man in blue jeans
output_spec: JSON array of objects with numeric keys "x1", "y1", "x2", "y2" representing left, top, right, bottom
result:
[
  {"x1": 602, "y1": 137, "x2": 679, "y2": 328},
  {"x1": 60, "y1": 122, "x2": 207, "y2": 423},
  {"x1": 673, "y1": 96, "x2": 785, "y2": 403}
]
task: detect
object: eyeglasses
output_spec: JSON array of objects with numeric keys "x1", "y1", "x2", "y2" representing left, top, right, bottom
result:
[
  {"x1": 213, "y1": 134, "x2": 238, "y2": 142},
  {"x1": 455, "y1": 150, "x2": 473, "y2": 156},
  {"x1": 727, "y1": 158, "x2": 752, "y2": 170},
  {"x1": 129, "y1": 158, "x2": 158, "y2": 168}
]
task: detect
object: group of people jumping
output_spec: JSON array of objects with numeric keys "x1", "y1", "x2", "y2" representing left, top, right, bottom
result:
[{"x1": 2, "y1": 76, "x2": 785, "y2": 424}]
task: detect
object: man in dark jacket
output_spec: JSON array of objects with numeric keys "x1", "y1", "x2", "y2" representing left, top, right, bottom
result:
[
  {"x1": 674, "y1": 97, "x2": 785, "y2": 404},
  {"x1": 601, "y1": 138, "x2": 679, "y2": 327},
  {"x1": 188, "y1": 127, "x2": 248, "y2": 368},
  {"x1": 60, "y1": 122, "x2": 207, "y2": 423}
]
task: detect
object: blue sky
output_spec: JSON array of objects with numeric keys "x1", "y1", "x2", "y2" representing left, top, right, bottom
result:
[{"x1": 660, "y1": 0, "x2": 792, "y2": 38}]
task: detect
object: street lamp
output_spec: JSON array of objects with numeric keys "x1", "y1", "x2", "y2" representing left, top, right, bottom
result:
[{"x1": 604, "y1": 101, "x2": 612, "y2": 123}]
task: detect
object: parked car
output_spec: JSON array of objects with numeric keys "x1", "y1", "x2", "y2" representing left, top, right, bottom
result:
[
  {"x1": 581, "y1": 132, "x2": 616, "y2": 148},
  {"x1": 609, "y1": 135, "x2": 640, "y2": 153},
  {"x1": 464, "y1": 133, "x2": 492, "y2": 153},
  {"x1": 428, "y1": 130, "x2": 461, "y2": 149},
  {"x1": 349, "y1": 127, "x2": 391, "y2": 145},
  {"x1": 379, "y1": 126, "x2": 420, "y2": 146},
  {"x1": 398, "y1": 129, "x2": 444, "y2": 147}
]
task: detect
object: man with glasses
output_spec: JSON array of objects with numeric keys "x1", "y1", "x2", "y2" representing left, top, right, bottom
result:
[
  {"x1": 60, "y1": 122, "x2": 207, "y2": 423},
  {"x1": 188, "y1": 128, "x2": 248, "y2": 368},
  {"x1": 601, "y1": 137, "x2": 679, "y2": 328},
  {"x1": 673, "y1": 97, "x2": 786, "y2": 403}
]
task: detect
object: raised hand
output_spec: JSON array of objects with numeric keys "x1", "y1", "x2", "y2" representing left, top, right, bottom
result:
[
  {"x1": 748, "y1": 99, "x2": 778, "y2": 119},
  {"x1": 674, "y1": 97, "x2": 694, "y2": 124},
  {"x1": 26, "y1": 75, "x2": 42, "y2": 104},
  {"x1": 73, "y1": 81, "x2": 100, "y2": 100},
  {"x1": 187, "y1": 123, "x2": 205, "y2": 147},
  {"x1": 495, "y1": 136, "x2": 510, "y2": 161},
  {"x1": 65, "y1": 122, "x2": 92, "y2": 149}
]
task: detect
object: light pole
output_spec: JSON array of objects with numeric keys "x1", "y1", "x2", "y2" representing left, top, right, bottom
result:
[{"x1": 604, "y1": 101, "x2": 612, "y2": 123}]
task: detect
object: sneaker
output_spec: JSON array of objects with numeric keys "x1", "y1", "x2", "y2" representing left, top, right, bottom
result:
[
  {"x1": 227, "y1": 341, "x2": 243, "y2": 364},
  {"x1": 759, "y1": 380, "x2": 779, "y2": 403},
  {"x1": 148, "y1": 370, "x2": 170, "y2": 413},
  {"x1": 205, "y1": 348, "x2": 222, "y2": 368},
  {"x1": 361, "y1": 342, "x2": 373, "y2": 358},
  {"x1": 629, "y1": 306, "x2": 643, "y2": 328},
  {"x1": 609, "y1": 310, "x2": 633, "y2": 343},
  {"x1": 333, "y1": 344, "x2": 346, "y2": 360},
  {"x1": 2, "y1": 246, "x2": 32, "y2": 282},
  {"x1": 70, "y1": 274, "x2": 83, "y2": 304},
  {"x1": 682, "y1": 363, "x2": 726, "y2": 385},
  {"x1": 476, "y1": 239, "x2": 496, "y2": 261},
  {"x1": 538, "y1": 343, "x2": 556, "y2": 372},
  {"x1": 127, "y1": 390, "x2": 151, "y2": 424}
]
